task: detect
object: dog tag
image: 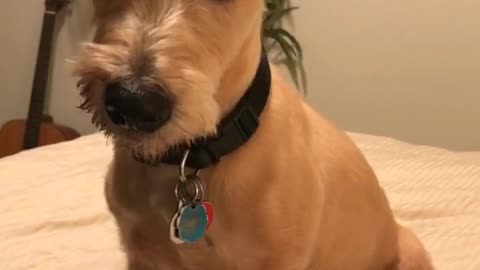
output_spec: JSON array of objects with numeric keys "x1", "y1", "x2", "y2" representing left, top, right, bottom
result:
[
  {"x1": 169, "y1": 201, "x2": 214, "y2": 244},
  {"x1": 202, "y1": 202, "x2": 214, "y2": 230},
  {"x1": 170, "y1": 201, "x2": 186, "y2": 244}
]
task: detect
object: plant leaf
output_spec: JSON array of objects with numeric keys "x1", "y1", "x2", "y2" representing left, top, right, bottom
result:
[{"x1": 263, "y1": 0, "x2": 307, "y2": 92}]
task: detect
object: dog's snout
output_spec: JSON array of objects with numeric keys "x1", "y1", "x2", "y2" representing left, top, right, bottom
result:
[{"x1": 104, "y1": 83, "x2": 173, "y2": 133}]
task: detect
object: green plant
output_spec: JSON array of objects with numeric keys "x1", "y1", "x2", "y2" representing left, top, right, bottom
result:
[{"x1": 263, "y1": 0, "x2": 306, "y2": 91}]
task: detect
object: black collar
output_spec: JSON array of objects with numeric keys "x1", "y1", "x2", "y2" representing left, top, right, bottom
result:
[{"x1": 156, "y1": 49, "x2": 271, "y2": 169}]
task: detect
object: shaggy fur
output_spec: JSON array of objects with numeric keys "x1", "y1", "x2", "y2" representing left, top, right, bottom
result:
[{"x1": 73, "y1": 1, "x2": 435, "y2": 269}]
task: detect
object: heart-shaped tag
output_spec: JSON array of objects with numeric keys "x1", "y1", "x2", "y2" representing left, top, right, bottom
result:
[{"x1": 202, "y1": 202, "x2": 214, "y2": 229}]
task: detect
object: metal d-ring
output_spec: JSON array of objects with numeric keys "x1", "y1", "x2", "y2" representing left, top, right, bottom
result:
[
  {"x1": 175, "y1": 177, "x2": 205, "y2": 204},
  {"x1": 176, "y1": 150, "x2": 203, "y2": 204},
  {"x1": 179, "y1": 149, "x2": 200, "y2": 183}
]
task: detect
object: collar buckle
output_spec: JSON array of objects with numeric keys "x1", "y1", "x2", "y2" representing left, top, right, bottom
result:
[
  {"x1": 200, "y1": 104, "x2": 260, "y2": 164},
  {"x1": 228, "y1": 104, "x2": 259, "y2": 141}
]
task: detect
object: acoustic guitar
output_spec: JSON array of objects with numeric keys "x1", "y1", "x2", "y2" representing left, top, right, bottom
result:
[{"x1": 0, "y1": 0, "x2": 80, "y2": 159}]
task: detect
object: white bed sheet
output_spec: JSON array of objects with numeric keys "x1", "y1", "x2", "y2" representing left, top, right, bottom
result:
[{"x1": 0, "y1": 133, "x2": 479, "y2": 270}]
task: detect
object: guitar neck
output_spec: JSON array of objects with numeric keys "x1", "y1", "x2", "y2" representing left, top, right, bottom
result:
[{"x1": 23, "y1": 10, "x2": 58, "y2": 149}]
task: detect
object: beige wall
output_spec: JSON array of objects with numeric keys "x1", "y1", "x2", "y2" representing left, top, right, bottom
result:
[
  {"x1": 1, "y1": 1, "x2": 479, "y2": 150},
  {"x1": 292, "y1": 0, "x2": 480, "y2": 151},
  {"x1": 0, "y1": 0, "x2": 95, "y2": 135}
]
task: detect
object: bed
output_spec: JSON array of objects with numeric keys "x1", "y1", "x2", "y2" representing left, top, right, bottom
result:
[{"x1": 0, "y1": 132, "x2": 479, "y2": 270}]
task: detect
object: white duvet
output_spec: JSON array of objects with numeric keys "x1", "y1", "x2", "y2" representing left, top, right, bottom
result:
[{"x1": 0, "y1": 133, "x2": 479, "y2": 270}]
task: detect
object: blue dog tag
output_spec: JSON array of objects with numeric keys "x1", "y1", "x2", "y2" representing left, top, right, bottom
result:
[
  {"x1": 176, "y1": 203, "x2": 208, "y2": 243},
  {"x1": 170, "y1": 201, "x2": 214, "y2": 244}
]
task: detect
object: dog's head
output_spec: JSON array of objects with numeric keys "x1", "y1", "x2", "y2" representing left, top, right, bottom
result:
[{"x1": 74, "y1": 0, "x2": 265, "y2": 160}]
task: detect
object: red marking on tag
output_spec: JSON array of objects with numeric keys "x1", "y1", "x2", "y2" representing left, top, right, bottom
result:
[{"x1": 202, "y1": 202, "x2": 215, "y2": 229}]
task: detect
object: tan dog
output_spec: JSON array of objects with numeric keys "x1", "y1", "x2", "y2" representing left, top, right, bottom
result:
[{"x1": 73, "y1": 1, "x2": 434, "y2": 269}]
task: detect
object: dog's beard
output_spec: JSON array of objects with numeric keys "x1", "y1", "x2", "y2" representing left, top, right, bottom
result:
[{"x1": 77, "y1": 80, "x2": 217, "y2": 165}]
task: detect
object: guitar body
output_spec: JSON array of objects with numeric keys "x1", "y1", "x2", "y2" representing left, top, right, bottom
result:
[{"x1": 0, "y1": 116, "x2": 80, "y2": 158}]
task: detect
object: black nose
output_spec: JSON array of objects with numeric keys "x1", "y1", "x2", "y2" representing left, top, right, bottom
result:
[{"x1": 104, "y1": 83, "x2": 173, "y2": 133}]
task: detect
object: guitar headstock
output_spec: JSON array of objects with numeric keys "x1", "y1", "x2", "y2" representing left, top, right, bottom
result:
[{"x1": 45, "y1": 0, "x2": 72, "y2": 13}]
